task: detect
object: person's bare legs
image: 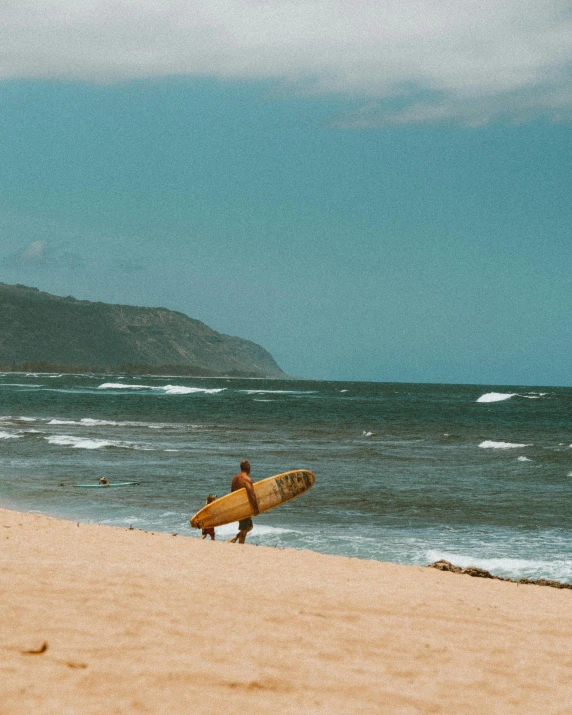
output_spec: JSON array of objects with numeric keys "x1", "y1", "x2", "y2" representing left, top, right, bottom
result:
[{"x1": 229, "y1": 525, "x2": 252, "y2": 544}]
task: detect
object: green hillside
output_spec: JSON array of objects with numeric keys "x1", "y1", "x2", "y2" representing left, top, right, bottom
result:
[{"x1": 0, "y1": 283, "x2": 286, "y2": 378}]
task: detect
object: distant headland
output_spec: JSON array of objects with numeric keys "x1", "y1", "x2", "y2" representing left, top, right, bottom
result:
[{"x1": 0, "y1": 283, "x2": 286, "y2": 378}]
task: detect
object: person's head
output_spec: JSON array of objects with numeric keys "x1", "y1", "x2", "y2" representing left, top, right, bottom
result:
[
  {"x1": 240, "y1": 460, "x2": 251, "y2": 474},
  {"x1": 206, "y1": 494, "x2": 217, "y2": 504}
]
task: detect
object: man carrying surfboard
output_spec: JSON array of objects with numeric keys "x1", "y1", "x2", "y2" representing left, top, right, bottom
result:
[{"x1": 229, "y1": 460, "x2": 260, "y2": 544}]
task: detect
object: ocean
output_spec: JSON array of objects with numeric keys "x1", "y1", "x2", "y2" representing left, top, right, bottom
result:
[{"x1": 1, "y1": 373, "x2": 571, "y2": 582}]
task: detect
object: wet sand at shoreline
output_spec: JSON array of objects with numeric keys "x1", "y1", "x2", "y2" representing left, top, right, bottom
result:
[{"x1": 1, "y1": 507, "x2": 571, "y2": 714}]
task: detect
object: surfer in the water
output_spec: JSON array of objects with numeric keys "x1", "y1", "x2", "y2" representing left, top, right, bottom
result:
[
  {"x1": 98, "y1": 477, "x2": 110, "y2": 486},
  {"x1": 229, "y1": 460, "x2": 260, "y2": 544}
]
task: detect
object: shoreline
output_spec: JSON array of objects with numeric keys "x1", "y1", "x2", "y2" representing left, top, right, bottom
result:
[
  {"x1": 2, "y1": 507, "x2": 572, "y2": 713},
  {"x1": 4, "y1": 500, "x2": 572, "y2": 587}
]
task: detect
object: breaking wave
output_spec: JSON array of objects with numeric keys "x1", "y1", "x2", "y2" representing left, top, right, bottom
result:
[
  {"x1": 97, "y1": 383, "x2": 148, "y2": 390},
  {"x1": 476, "y1": 392, "x2": 516, "y2": 403},
  {"x1": 0, "y1": 416, "x2": 37, "y2": 424},
  {"x1": 163, "y1": 385, "x2": 224, "y2": 395},
  {"x1": 48, "y1": 418, "x2": 146, "y2": 427},
  {"x1": 97, "y1": 383, "x2": 225, "y2": 395},
  {"x1": 46, "y1": 417, "x2": 208, "y2": 430},
  {"x1": 476, "y1": 391, "x2": 548, "y2": 403},
  {"x1": 210, "y1": 522, "x2": 299, "y2": 540},
  {"x1": 44, "y1": 435, "x2": 153, "y2": 451},
  {"x1": 479, "y1": 440, "x2": 530, "y2": 449}
]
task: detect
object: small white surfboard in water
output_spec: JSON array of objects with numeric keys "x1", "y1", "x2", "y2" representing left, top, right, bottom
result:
[{"x1": 72, "y1": 482, "x2": 140, "y2": 488}]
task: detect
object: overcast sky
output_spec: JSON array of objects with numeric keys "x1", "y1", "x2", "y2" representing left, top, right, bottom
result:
[{"x1": 1, "y1": 1, "x2": 571, "y2": 384}]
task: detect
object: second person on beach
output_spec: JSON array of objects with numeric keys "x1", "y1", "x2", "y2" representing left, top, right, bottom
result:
[{"x1": 201, "y1": 494, "x2": 217, "y2": 539}]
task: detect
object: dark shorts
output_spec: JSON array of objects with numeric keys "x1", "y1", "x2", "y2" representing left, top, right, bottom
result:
[{"x1": 238, "y1": 517, "x2": 253, "y2": 531}]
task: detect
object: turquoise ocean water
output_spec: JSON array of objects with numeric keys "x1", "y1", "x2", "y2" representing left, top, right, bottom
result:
[{"x1": 1, "y1": 373, "x2": 571, "y2": 582}]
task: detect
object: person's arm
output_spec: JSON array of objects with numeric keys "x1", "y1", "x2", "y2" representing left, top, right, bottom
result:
[{"x1": 245, "y1": 480, "x2": 260, "y2": 516}]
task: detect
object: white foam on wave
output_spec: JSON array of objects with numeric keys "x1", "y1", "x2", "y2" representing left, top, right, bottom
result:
[
  {"x1": 48, "y1": 417, "x2": 137, "y2": 427},
  {"x1": 477, "y1": 391, "x2": 548, "y2": 403},
  {"x1": 517, "y1": 456, "x2": 532, "y2": 462},
  {"x1": 162, "y1": 385, "x2": 225, "y2": 395},
  {"x1": 242, "y1": 389, "x2": 318, "y2": 395},
  {"x1": 0, "y1": 383, "x2": 44, "y2": 388},
  {"x1": 147, "y1": 423, "x2": 209, "y2": 430},
  {"x1": 0, "y1": 416, "x2": 37, "y2": 423},
  {"x1": 0, "y1": 430, "x2": 22, "y2": 439},
  {"x1": 476, "y1": 392, "x2": 516, "y2": 403},
  {"x1": 97, "y1": 382, "x2": 224, "y2": 395},
  {"x1": 82, "y1": 418, "x2": 131, "y2": 426},
  {"x1": 44, "y1": 434, "x2": 152, "y2": 451},
  {"x1": 479, "y1": 440, "x2": 530, "y2": 449},
  {"x1": 210, "y1": 522, "x2": 298, "y2": 539},
  {"x1": 98, "y1": 383, "x2": 150, "y2": 390},
  {"x1": 99, "y1": 515, "x2": 146, "y2": 526},
  {"x1": 46, "y1": 416, "x2": 208, "y2": 430}
]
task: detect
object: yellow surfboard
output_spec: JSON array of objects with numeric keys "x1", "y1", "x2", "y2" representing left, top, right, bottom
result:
[{"x1": 190, "y1": 469, "x2": 315, "y2": 529}]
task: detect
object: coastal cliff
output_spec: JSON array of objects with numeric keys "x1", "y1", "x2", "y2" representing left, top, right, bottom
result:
[{"x1": 0, "y1": 283, "x2": 286, "y2": 377}]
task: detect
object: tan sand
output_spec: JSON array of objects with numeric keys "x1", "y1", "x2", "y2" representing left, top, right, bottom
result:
[{"x1": 1, "y1": 507, "x2": 572, "y2": 715}]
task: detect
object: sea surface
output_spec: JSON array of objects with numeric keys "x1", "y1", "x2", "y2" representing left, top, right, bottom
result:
[{"x1": 1, "y1": 373, "x2": 571, "y2": 582}]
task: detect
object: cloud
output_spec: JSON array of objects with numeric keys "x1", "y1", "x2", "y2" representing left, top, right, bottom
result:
[
  {"x1": 3, "y1": 240, "x2": 49, "y2": 266},
  {"x1": 1, "y1": 1, "x2": 571, "y2": 125},
  {"x1": 1, "y1": 240, "x2": 85, "y2": 269},
  {"x1": 20, "y1": 240, "x2": 48, "y2": 262},
  {"x1": 0, "y1": 214, "x2": 149, "y2": 279}
]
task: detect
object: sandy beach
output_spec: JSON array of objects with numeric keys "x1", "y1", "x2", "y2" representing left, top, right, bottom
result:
[{"x1": 1, "y1": 508, "x2": 572, "y2": 714}]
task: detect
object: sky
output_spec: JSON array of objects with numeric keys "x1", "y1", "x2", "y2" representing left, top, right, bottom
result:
[{"x1": 0, "y1": 1, "x2": 571, "y2": 385}]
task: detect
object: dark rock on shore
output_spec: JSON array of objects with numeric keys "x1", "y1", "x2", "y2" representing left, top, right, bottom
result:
[{"x1": 428, "y1": 560, "x2": 572, "y2": 590}]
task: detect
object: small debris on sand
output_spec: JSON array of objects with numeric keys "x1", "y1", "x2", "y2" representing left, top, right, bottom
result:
[{"x1": 22, "y1": 641, "x2": 48, "y2": 655}]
